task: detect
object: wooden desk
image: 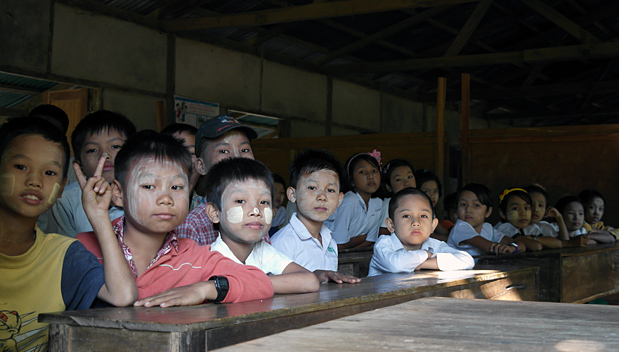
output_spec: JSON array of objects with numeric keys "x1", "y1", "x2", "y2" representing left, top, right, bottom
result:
[
  {"x1": 476, "y1": 242, "x2": 619, "y2": 303},
  {"x1": 221, "y1": 297, "x2": 619, "y2": 351},
  {"x1": 337, "y1": 246, "x2": 373, "y2": 277},
  {"x1": 40, "y1": 267, "x2": 537, "y2": 351}
]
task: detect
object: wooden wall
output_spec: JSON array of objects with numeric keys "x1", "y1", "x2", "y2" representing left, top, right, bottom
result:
[{"x1": 467, "y1": 124, "x2": 619, "y2": 224}]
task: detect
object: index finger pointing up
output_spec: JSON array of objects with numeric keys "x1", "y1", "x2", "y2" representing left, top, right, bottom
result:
[{"x1": 93, "y1": 153, "x2": 110, "y2": 178}]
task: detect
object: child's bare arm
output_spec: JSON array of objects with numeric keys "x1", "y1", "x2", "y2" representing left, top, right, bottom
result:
[
  {"x1": 546, "y1": 208, "x2": 569, "y2": 240},
  {"x1": 314, "y1": 270, "x2": 361, "y2": 284},
  {"x1": 516, "y1": 236, "x2": 543, "y2": 251},
  {"x1": 465, "y1": 236, "x2": 518, "y2": 255},
  {"x1": 534, "y1": 236, "x2": 562, "y2": 249},
  {"x1": 588, "y1": 231, "x2": 615, "y2": 244},
  {"x1": 269, "y1": 262, "x2": 319, "y2": 294},
  {"x1": 135, "y1": 281, "x2": 218, "y2": 308},
  {"x1": 77, "y1": 156, "x2": 137, "y2": 306}
]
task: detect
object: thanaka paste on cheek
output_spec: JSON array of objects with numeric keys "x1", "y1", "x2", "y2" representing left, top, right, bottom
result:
[
  {"x1": 0, "y1": 174, "x2": 14, "y2": 196},
  {"x1": 48, "y1": 183, "x2": 61, "y2": 204},
  {"x1": 264, "y1": 207, "x2": 272, "y2": 224},
  {"x1": 507, "y1": 210, "x2": 519, "y2": 223},
  {"x1": 226, "y1": 206, "x2": 244, "y2": 224}
]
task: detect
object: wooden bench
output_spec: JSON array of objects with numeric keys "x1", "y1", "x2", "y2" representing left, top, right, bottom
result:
[
  {"x1": 476, "y1": 242, "x2": 619, "y2": 303},
  {"x1": 40, "y1": 266, "x2": 537, "y2": 351},
  {"x1": 220, "y1": 296, "x2": 619, "y2": 351}
]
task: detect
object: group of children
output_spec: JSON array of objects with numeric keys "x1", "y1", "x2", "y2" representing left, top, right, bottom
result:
[{"x1": 1, "y1": 106, "x2": 616, "y2": 350}]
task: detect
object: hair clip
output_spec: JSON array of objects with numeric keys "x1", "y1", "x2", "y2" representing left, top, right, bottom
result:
[
  {"x1": 499, "y1": 188, "x2": 527, "y2": 204},
  {"x1": 369, "y1": 149, "x2": 382, "y2": 171}
]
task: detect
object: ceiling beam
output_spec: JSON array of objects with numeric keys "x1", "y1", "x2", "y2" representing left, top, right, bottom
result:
[
  {"x1": 473, "y1": 80, "x2": 619, "y2": 100},
  {"x1": 323, "y1": 40, "x2": 619, "y2": 74},
  {"x1": 162, "y1": 0, "x2": 479, "y2": 32},
  {"x1": 0, "y1": 83, "x2": 45, "y2": 95},
  {"x1": 444, "y1": 0, "x2": 493, "y2": 56}
]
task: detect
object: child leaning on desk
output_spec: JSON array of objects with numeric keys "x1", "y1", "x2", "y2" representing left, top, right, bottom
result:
[
  {"x1": 271, "y1": 149, "x2": 360, "y2": 284},
  {"x1": 368, "y1": 188, "x2": 474, "y2": 276},
  {"x1": 205, "y1": 157, "x2": 320, "y2": 294},
  {"x1": 0, "y1": 117, "x2": 137, "y2": 351},
  {"x1": 77, "y1": 131, "x2": 274, "y2": 307}
]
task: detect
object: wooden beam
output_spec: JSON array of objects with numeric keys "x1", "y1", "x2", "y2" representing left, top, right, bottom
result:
[
  {"x1": 444, "y1": 0, "x2": 493, "y2": 56},
  {"x1": 324, "y1": 41, "x2": 619, "y2": 74},
  {"x1": 58, "y1": 0, "x2": 161, "y2": 29},
  {"x1": 461, "y1": 74, "x2": 470, "y2": 187},
  {"x1": 473, "y1": 79, "x2": 619, "y2": 100},
  {"x1": 0, "y1": 83, "x2": 45, "y2": 95},
  {"x1": 520, "y1": 0, "x2": 601, "y2": 44},
  {"x1": 162, "y1": 0, "x2": 479, "y2": 31},
  {"x1": 436, "y1": 77, "x2": 446, "y2": 197}
]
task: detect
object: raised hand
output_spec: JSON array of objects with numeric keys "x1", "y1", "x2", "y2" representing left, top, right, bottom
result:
[{"x1": 75, "y1": 153, "x2": 112, "y2": 219}]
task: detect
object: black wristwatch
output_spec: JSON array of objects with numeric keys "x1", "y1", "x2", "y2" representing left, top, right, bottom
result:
[{"x1": 210, "y1": 276, "x2": 229, "y2": 303}]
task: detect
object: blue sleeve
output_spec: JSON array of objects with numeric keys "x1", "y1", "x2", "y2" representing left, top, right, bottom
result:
[
  {"x1": 61, "y1": 241, "x2": 105, "y2": 310},
  {"x1": 329, "y1": 197, "x2": 355, "y2": 244}
]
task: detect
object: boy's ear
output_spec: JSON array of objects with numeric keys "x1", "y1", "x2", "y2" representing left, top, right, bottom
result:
[
  {"x1": 195, "y1": 157, "x2": 207, "y2": 176},
  {"x1": 338, "y1": 192, "x2": 344, "y2": 207},
  {"x1": 56, "y1": 177, "x2": 68, "y2": 199},
  {"x1": 385, "y1": 184, "x2": 392, "y2": 193},
  {"x1": 286, "y1": 186, "x2": 296, "y2": 203},
  {"x1": 206, "y1": 203, "x2": 220, "y2": 223},
  {"x1": 385, "y1": 217, "x2": 395, "y2": 234},
  {"x1": 111, "y1": 180, "x2": 124, "y2": 207},
  {"x1": 431, "y1": 217, "x2": 439, "y2": 232}
]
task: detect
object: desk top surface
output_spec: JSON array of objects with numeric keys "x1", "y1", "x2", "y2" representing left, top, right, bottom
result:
[
  {"x1": 39, "y1": 266, "x2": 533, "y2": 332},
  {"x1": 220, "y1": 297, "x2": 619, "y2": 351},
  {"x1": 476, "y1": 242, "x2": 619, "y2": 260}
]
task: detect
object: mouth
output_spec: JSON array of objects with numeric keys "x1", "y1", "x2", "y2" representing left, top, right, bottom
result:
[
  {"x1": 532, "y1": 214, "x2": 540, "y2": 220},
  {"x1": 103, "y1": 162, "x2": 114, "y2": 171},
  {"x1": 20, "y1": 192, "x2": 43, "y2": 205},
  {"x1": 244, "y1": 222, "x2": 264, "y2": 230},
  {"x1": 154, "y1": 213, "x2": 175, "y2": 220},
  {"x1": 314, "y1": 206, "x2": 328, "y2": 212}
]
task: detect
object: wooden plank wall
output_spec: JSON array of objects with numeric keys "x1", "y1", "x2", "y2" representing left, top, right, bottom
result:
[{"x1": 467, "y1": 124, "x2": 619, "y2": 225}]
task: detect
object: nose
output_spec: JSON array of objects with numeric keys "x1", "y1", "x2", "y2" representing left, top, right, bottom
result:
[
  {"x1": 158, "y1": 191, "x2": 174, "y2": 206},
  {"x1": 316, "y1": 189, "x2": 327, "y2": 202},
  {"x1": 26, "y1": 171, "x2": 43, "y2": 188},
  {"x1": 249, "y1": 206, "x2": 262, "y2": 217}
]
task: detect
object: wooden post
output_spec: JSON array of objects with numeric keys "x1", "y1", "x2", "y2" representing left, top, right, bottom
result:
[
  {"x1": 156, "y1": 100, "x2": 166, "y2": 132},
  {"x1": 461, "y1": 73, "x2": 470, "y2": 187},
  {"x1": 436, "y1": 77, "x2": 446, "y2": 198}
]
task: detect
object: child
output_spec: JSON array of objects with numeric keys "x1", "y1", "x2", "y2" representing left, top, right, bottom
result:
[
  {"x1": 268, "y1": 173, "x2": 287, "y2": 236},
  {"x1": 47, "y1": 110, "x2": 136, "y2": 237},
  {"x1": 271, "y1": 149, "x2": 361, "y2": 284},
  {"x1": 555, "y1": 196, "x2": 614, "y2": 244},
  {"x1": 175, "y1": 115, "x2": 271, "y2": 245},
  {"x1": 0, "y1": 117, "x2": 136, "y2": 350},
  {"x1": 324, "y1": 151, "x2": 383, "y2": 249},
  {"x1": 378, "y1": 158, "x2": 416, "y2": 236},
  {"x1": 368, "y1": 188, "x2": 474, "y2": 276},
  {"x1": 205, "y1": 158, "x2": 319, "y2": 294},
  {"x1": 448, "y1": 183, "x2": 524, "y2": 258},
  {"x1": 161, "y1": 123, "x2": 200, "y2": 209},
  {"x1": 77, "y1": 131, "x2": 274, "y2": 307},
  {"x1": 441, "y1": 192, "x2": 458, "y2": 233},
  {"x1": 579, "y1": 189, "x2": 619, "y2": 240},
  {"x1": 415, "y1": 169, "x2": 449, "y2": 241},
  {"x1": 494, "y1": 188, "x2": 544, "y2": 252}
]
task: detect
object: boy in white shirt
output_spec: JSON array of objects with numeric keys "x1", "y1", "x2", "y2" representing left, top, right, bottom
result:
[
  {"x1": 205, "y1": 157, "x2": 320, "y2": 294},
  {"x1": 369, "y1": 188, "x2": 474, "y2": 276},
  {"x1": 272, "y1": 149, "x2": 360, "y2": 283}
]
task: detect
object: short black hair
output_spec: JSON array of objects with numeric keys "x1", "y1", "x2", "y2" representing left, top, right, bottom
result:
[
  {"x1": 459, "y1": 183, "x2": 493, "y2": 208},
  {"x1": 205, "y1": 157, "x2": 274, "y2": 211},
  {"x1": 114, "y1": 130, "x2": 192, "y2": 189},
  {"x1": 72, "y1": 110, "x2": 137, "y2": 164},
  {"x1": 344, "y1": 152, "x2": 380, "y2": 194},
  {"x1": 28, "y1": 104, "x2": 69, "y2": 133},
  {"x1": 525, "y1": 185, "x2": 549, "y2": 203},
  {"x1": 389, "y1": 187, "x2": 435, "y2": 219},
  {"x1": 499, "y1": 188, "x2": 532, "y2": 216},
  {"x1": 578, "y1": 189, "x2": 605, "y2": 206},
  {"x1": 0, "y1": 117, "x2": 70, "y2": 179},
  {"x1": 272, "y1": 173, "x2": 286, "y2": 188},
  {"x1": 555, "y1": 195, "x2": 583, "y2": 215},
  {"x1": 290, "y1": 149, "x2": 343, "y2": 191},
  {"x1": 161, "y1": 123, "x2": 198, "y2": 137},
  {"x1": 382, "y1": 158, "x2": 415, "y2": 195},
  {"x1": 444, "y1": 192, "x2": 458, "y2": 212},
  {"x1": 415, "y1": 169, "x2": 442, "y2": 198}
]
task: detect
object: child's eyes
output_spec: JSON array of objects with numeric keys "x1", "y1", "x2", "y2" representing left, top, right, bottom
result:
[
  {"x1": 218, "y1": 149, "x2": 229, "y2": 154},
  {"x1": 171, "y1": 185, "x2": 184, "y2": 190},
  {"x1": 111, "y1": 144, "x2": 123, "y2": 150},
  {"x1": 402, "y1": 214, "x2": 411, "y2": 218},
  {"x1": 327, "y1": 188, "x2": 336, "y2": 193},
  {"x1": 241, "y1": 148, "x2": 251, "y2": 153},
  {"x1": 394, "y1": 178, "x2": 402, "y2": 182},
  {"x1": 142, "y1": 185, "x2": 154, "y2": 190},
  {"x1": 45, "y1": 170, "x2": 58, "y2": 176},
  {"x1": 13, "y1": 164, "x2": 26, "y2": 171},
  {"x1": 85, "y1": 148, "x2": 97, "y2": 154},
  {"x1": 420, "y1": 214, "x2": 428, "y2": 218},
  {"x1": 307, "y1": 186, "x2": 316, "y2": 191},
  {"x1": 260, "y1": 200, "x2": 270, "y2": 205},
  {"x1": 235, "y1": 199, "x2": 246, "y2": 204}
]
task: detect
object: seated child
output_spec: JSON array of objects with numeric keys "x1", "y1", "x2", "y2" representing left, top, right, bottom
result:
[
  {"x1": 378, "y1": 158, "x2": 416, "y2": 236},
  {"x1": 324, "y1": 151, "x2": 383, "y2": 249},
  {"x1": 441, "y1": 192, "x2": 458, "y2": 233},
  {"x1": 494, "y1": 188, "x2": 544, "y2": 251},
  {"x1": 271, "y1": 149, "x2": 360, "y2": 284},
  {"x1": 204, "y1": 157, "x2": 319, "y2": 294},
  {"x1": 268, "y1": 173, "x2": 287, "y2": 236},
  {"x1": 47, "y1": 110, "x2": 136, "y2": 237},
  {"x1": 448, "y1": 183, "x2": 524, "y2": 258},
  {"x1": 555, "y1": 196, "x2": 614, "y2": 244},
  {"x1": 161, "y1": 123, "x2": 201, "y2": 210},
  {"x1": 579, "y1": 189, "x2": 618, "y2": 240},
  {"x1": 368, "y1": 188, "x2": 474, "y2": 276},
  {"x1": 415, "y1": 169, "x2": 449, "y2": 241},
  {"x1": 0, "y1": 117, "x2": 136, "y2": 350},
  {"x1": 77, "y1": 131, "x2": 273, "y2": 307}
]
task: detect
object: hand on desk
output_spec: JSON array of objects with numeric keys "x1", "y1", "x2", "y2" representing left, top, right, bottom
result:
[
  {"x1": 134, "y1": 281, "x2": 216, "y2": 308},
  {"x1": 314, "y1": 270, "x2": 361, "y2": 284}
]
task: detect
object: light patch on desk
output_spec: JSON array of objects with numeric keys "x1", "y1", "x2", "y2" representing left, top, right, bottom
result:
[
  {"x1": 555, "y1": 339, "x2": 605, "y2": 352},
  {"x1": 49, "y1": 183, "x2": 61, "y2": 204},
  {"x1": 227, "y1": 206, "x2": 243, "y2": 224},
  {"x1": 264, "y1": 207, "x2": 272, "y2": 224},
  {"x1": 159, "y1": 263, "x2": 202, "y2": 271},
  {"x1": 0, "y1": 174, "x2": 14, "y2": 196}
]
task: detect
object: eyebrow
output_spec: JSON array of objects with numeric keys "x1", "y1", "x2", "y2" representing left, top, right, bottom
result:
[{"x1": 10, "y1": 154, "x2": 62, "y2": 169}]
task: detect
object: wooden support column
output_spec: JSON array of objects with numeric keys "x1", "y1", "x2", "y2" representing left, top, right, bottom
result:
[
  {"x1": 461, "y1": 73, "x2": 470, "y2": 186},
  {"x1": 436, "y1": 77, "x2": 446, "y2": 196}
]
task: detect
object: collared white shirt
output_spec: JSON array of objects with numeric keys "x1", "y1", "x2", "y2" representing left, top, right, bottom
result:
[
  {"x1": 210, "y1": 235, "x2": 292, "y2": 275},
  {"x1": 324, "y1": 191, "x2": 383, "y2": 244},
  {"x1": 523, "y1": 221, "x2": 559, "y2": 238},
  {"x1": 369, "y1": 233, "x2": 474, "y2": 276},
  {"x1": 271, "y1": 213, "x2": 339, "y2": 272},
  {"x1": 448, "y1": 220, "x2": 507, "y2": 258}
]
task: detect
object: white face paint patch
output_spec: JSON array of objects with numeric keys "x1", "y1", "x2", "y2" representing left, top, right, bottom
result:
[
  {"x1": 48, "y1": 183, "x2": 61, "y2": 204},
  {"x1": 226, "y1": 206, "x2": 244, "y2": 224},
  {"x1": 264, "y1": 207, "x2": 272, "y2": 224},
  {"x1": 506, "y1": 210, "x2": 519, "y2": 222},
  {"x1": 0, "y1": 174, "x2": 14, "y2": 196}
]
